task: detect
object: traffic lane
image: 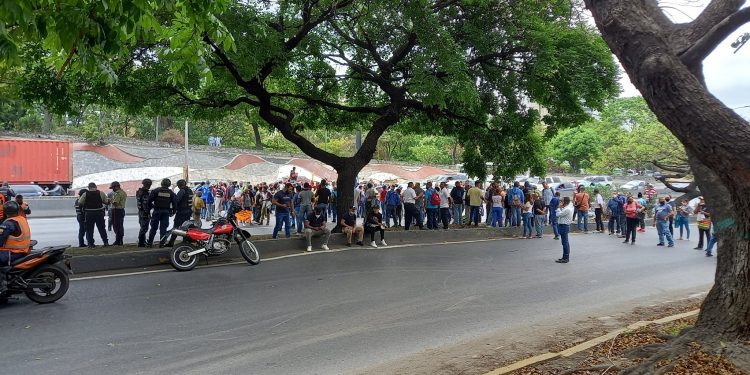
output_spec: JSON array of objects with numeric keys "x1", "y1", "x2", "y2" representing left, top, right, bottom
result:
[
  {"x1": 26, "y1": 215, "x2": 278, "y2": 248},
  {"x1": 0, "y1": 232, "x2": 715, "y2": 375}
]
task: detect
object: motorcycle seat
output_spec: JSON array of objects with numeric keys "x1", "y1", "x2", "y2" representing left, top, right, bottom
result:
[
  {"x1": 189, "y1": 227, "x2": 215, "y2": 234},
  {"x1": 10, "y1": 250, "x2": 44, "y2": 266}
]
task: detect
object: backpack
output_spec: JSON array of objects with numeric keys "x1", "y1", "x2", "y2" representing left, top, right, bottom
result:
[
  {"x1": 512, "y1": 195, "x2": 521, "y2": 207},
  {"x1": 430, "y1": 190, "x2": 441, "y2": 205}
]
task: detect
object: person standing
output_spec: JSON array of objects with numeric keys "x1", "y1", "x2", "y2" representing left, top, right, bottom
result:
[
  {"x1": 167, "y1": 179, "x2": 193, "y2": 247},
  {"x1": 340, "y1": 206, "x2": 364, "y2": 246},
  {"x1": 622, "y1": 196, "x2": 644, "y2": 245},
  {"x1": 272, "y1": 183, "x2": 295, "y2": 239},
  {"x1": 109, "y1": 181, "x2": 127, "y2": 246},
  {"x1": 522, "y1": 194, "x2": 534, "y2": 239},
  {"x1": 541, "y1": 182, "x2": 554, "y2": 224},
  {"x1": 574, "y1": 186, "x2": 590, "y2": 233},
  {"x1": 403, "y1": 182, "x2": 423, "y2": 230},
  {"x1": 549, "y1": 191, "x2": 561, "y2": 240},
  {"x1": 304, "y1": 206, "x2": 331, "y2": 252},
  {"x1": 413, "y1": 182, "x2": 426, "y2": 227},
  {"x1": 136, "y1": 179, "x2": 152, "y2": 247},
  {"x1": 74, "y1": 189, "x2": 86, "y2": 247},
  {"x1": 450, "y1": 182, "x2": 465, "y2": 226},
  {"x1": 258, "y1": 186, "x2": 272, "y2": 225},
  {"x1": 289, "y1": 167, "x2": 298, "y2": 183},
  {"x1": 508, "y1": 181, "x2": 524, "y2": 227},
  {"x1": 467, "y1": 181, "x2": 484, "y2": 227},
  {"x1": 439, "y1": 182, "x2": 452, "y2": 230},
  {"x1": 555, "y1": 197, "x2": 574, "y2": 263},
  {"x1": 314, "y1": 179, "x2": 332, "y2": 222},
  {"x1": 636, "y1": 192, "x2": 648, "y2": 232},
  {"x1": 654, "y1": 197, "x2": 675, "y2": 247},
  {"x1": 147, "y1": 178, "x2": 176, "y2": 247},
  {"x1": 201, "y1": 183, "x2": 215, "y2": 221},
  {"x1": 693, "y1": 197, "x2": 711, "y2": 250},
  {"x1": 593, "y1": 189, "x2": 604, "y2": 233},
  {"x1": 329, "y1": 184, "x2": 338, "y2": 224},
  {"x1": 385, "y1": 185, "x2": 399, "y2": 228},
  {"x1": 606, "y1": 192, "x2": 621, "y2": 235},
  {"x1": 78, "y1": 182, "x2": 109, "y2": 248},
  {"x1": 214, "y1": 183, "x2": 225, "y2": 217},
  {"x1": 424, "y1": 182, "x2": 439, "y2": 229},
  {"x1": 675, "y1": 198, "x2": 691, "y2": 240},
  {"x1": 533, "y1": 192, "x2": 546, "y2": 238},
  {"x1": 296, "y1": 183, "x2": 314, "y2": 233},
  {"x1": 490, "y1": 187, "x2": 504, "y2": 228},
  {"x1": 484, "y1": 183, "x2": 494, "y2": 225},
  {"x1": 192, "y1": 193, "x2": 205, "y2": 228}
]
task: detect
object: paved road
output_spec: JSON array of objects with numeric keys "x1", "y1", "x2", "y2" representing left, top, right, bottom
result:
[{"x1": 0, "y1": 229, "x2": 715, "y2": 375}]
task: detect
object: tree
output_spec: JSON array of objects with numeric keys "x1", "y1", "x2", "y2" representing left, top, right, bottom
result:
[
  {"x1": 585, "y1": 0, "x2": 750, "y2": 372},
  {"x1": 549, "y1": 125, "x2": 602, "y2": 172}
]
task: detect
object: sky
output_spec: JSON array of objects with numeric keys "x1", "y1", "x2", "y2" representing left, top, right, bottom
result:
[{"x1": 614, "y1": 1, "x2": 750, "y2": 119}]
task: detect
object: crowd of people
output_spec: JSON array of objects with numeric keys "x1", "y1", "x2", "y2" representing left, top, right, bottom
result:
[{"x1": 61, "y1": 172, "x2": 716, "y2": 261}]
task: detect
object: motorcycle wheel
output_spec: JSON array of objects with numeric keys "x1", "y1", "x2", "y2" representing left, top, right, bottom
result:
[
  {"x1": 25, "y1": 266, "x2": 70, "y2": 304},
  {"x1": 239, "y1": 240, "x2": 260, "y2": 265},
  {"x1": 170, "y1": 245, "x2": 199, "y2": 271}
]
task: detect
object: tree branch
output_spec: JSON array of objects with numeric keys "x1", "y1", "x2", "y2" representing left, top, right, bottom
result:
[
  {"x1": 680, "y1": 7, "x2": 750, "y2": 66},
  {"x1": 273, "y1": 93, "x2": 387, "y2": 114},
  {"x1": 202, "y1": 34, "x2": 250, "y2": 90},
  {"x1": 675, "y1": 0, "x2": 745, "y2": 49}
]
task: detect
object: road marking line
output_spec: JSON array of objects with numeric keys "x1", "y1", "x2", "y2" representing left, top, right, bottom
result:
[
  {"x1": 72, "y1": 237, "x2": 514, "y2": 281},
  {"x1": 482, "y1": 309, "x2": 701, "y2": 375}
]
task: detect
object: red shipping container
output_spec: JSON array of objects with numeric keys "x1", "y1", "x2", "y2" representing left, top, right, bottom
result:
[{"x1": 0, "y1": 138, "x2": 73, "y2": 185}]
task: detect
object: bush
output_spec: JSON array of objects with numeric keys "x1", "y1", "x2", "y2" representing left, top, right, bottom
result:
[{"x1": 160, "y1": 129, "x2": 185, "y2": 145}]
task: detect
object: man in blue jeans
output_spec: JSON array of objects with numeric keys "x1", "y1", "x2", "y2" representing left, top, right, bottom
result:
[
  {"x1": 574, "y1": 185, "x2": 589, "y2": 233},
  {"x1": 549, "y1": 192, "x2": 561, "y2": 239},
  {"x1": 508, "y1": 181, "x2": 525, "y2": 227},
  {"x1": 272, "y1": 183, "x2": 296, "y2": 239},
  {"x1": 654, "y1": 197, "x2": 674, "y2": 247},
  {"x1": 424, "y1": 182, "x2": 439, "y2": 229}
]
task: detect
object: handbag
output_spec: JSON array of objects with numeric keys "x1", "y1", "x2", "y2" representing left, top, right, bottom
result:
[{"x1": 698, "y1": 219, "x2": 711, "y2": 230}]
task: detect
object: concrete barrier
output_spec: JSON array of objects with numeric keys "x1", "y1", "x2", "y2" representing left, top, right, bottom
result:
[{"x1": 24, "y1": 197, "x2": 138, "y2": 218}]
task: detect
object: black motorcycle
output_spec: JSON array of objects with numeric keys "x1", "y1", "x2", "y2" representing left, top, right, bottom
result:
[{"x1": 1, "y1": 241, "x2": 72, "y2": 304}]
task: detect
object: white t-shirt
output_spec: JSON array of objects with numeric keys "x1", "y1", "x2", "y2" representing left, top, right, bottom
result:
[
  {"x1": 439, "y1": 188, "x2": 451, "y2": 208},
  {"x1": 403, "y1": 188, "x2": 417, "y2": 204},
  {"x1": 492, "y1": 194, "x2": 503, "y2": 208}
]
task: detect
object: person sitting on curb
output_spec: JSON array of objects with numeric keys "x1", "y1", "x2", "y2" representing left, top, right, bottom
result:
[
  {"x1": 340, "y1": 205, "x2": 364, "y2": 246},
  {"x1": 365, "y1": 205, "x2": 387, "y2": 248},
  {"x1": 304, "y1": 206, "x2": 331, "y2": 252}
]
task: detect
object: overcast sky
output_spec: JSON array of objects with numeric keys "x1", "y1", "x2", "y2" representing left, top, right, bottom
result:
[{"x1": 614, "y1": 1, "x2": 750, "y2": 118}]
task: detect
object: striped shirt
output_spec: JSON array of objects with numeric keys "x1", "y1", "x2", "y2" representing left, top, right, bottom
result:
[{"x1": 556, "y1": 203, "x2": 575, "y2": 225}]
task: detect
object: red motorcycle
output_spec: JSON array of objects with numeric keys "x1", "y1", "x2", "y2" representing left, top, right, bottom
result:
[{"x1": 167, "y1": 211, "x2": 260, "y2": 271}]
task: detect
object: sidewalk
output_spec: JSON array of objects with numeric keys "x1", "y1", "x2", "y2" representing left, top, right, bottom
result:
[{"x1": 68, "y1": 224, "x2": 575, "y2": 274}]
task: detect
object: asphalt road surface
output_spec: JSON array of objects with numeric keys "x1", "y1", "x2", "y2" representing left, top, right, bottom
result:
[{"x1": 0, "y1": 230, "x2": 715, "y2": 375}]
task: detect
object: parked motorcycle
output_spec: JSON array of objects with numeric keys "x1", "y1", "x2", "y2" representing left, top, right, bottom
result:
[
  {"x1": 166, "y1": 206, "x2": 260, "y2": 271},
  {"x1": 1, "y1": 240, "x2": 72, "y2": 304}
]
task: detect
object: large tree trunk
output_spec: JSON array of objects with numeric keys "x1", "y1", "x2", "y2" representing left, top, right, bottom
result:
[
  {"x1": 333, "y1": 162, "x2": 361, "y2": 232},
  {"x1": 42, "y1": 107, "x2": 52, "y2": 133},
  {"x1": 586, "y1": 0, "x2": 750, "y2": 345},
  {"x1": 251, "y1": 122, "x2": 263, "y2": 150}
]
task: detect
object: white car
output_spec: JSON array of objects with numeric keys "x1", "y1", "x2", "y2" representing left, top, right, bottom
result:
[
  {"x1": 583, "y1": 175, "x2": 614, "y2": 188},
  {"x1": 620, "y1": 180, "x2": 646, "y2": 190}
]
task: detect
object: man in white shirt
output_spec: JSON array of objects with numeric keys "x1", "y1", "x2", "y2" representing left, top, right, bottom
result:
[
  {"x1": 402, "y1": 182, "x2": 423, "y2": 231},
  {"x1": 439, "y1": 182, "x2": 452, "y2": 230},
  {"x1": 555, "y1": 196, "x2": 575, "y2": 263},
  {"x1": 594, "y1": 188, "x2": 605, "y2": 233}
]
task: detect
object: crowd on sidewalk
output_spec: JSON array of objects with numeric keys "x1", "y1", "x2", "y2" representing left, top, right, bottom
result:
[{"x1": 66, "y1": 172, "x2": 717, "y2": 260}]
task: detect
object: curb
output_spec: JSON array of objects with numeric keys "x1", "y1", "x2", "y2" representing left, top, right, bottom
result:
[
  {"x1": 482, "y1": 309, "x2": 701, "y2": 375},
  {"x1": 71, "y1": 226, "x2": 548, "y2": 274}
]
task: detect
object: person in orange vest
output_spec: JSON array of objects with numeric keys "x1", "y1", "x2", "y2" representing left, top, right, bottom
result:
[
  {"x1": 14, "y1": 195, "x2": 31, "y2": 218},
  {"x1": 0, "y1": 201, "x2": 32, "y2": 294}
]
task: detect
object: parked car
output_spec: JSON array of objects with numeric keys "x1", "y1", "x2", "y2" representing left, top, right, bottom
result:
[
  {"x1": 621, "y1": 180, "x2": 646, "y2": 191},
  {"x1": 10, "y1": 184, "x2": 47, "y2": 197},
  {"x1": 582, "y1": 175, "x2": 614, "y2": 188}
]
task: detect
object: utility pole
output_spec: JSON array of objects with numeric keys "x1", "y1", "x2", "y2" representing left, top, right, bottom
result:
[
  {"x1": 155, "y1": 115, "x2": 160, "y2": 142},
  {"x1": 184, "y1": 119, "x2": 189, "y2": 181}
]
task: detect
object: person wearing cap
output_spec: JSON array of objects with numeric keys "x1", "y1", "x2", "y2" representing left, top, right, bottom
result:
[
  {"x1": 109, "y1": 181, "x2": 127, "y2": 246},
  {"x1": 136, "y1": 179, "x2": 153, "y2": 247},
  {"x1": 74, "y1": 189, "x2": 87, "y2": 247},
  {"x1": 304, "y1": 206, "x2": 331, "y2": 252},
  {"x1": 147, "y1": 178, "x2": 177, "y2": 247},
  {"x1": 78, "y1": 182, "x2": 110, "y2": 248}
]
